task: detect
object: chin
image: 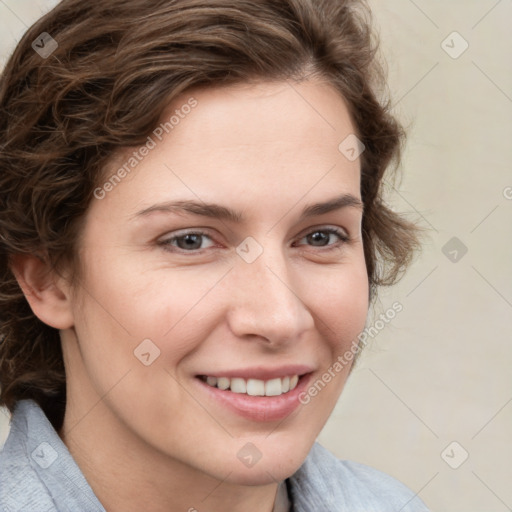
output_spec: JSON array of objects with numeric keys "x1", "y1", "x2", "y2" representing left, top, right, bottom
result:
[
  {"x1": 215, "y1": 434, "x2": 314, "y2": 486},
  {"x1": 222, "y1": 458, "x2": 304, "y2": 486}
]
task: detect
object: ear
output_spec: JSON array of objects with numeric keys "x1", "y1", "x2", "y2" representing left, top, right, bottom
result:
[{"x1": 10, "y1": 254, "x2": 74, "y2": 330}]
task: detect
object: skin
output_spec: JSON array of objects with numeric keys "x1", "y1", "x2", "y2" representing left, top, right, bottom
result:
[{"x1": 15, "y1": 80, "x2": 369, "y2": 512}]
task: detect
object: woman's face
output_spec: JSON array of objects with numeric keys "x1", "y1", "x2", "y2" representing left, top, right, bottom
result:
[{"x1": 63, "y1": 80, "x2": 369, "y2": 485}]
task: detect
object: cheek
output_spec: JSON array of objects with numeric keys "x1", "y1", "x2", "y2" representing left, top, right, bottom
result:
[
  {"x1": 72, "y1": 251, "x2": 227, "y2": 367},
  {"x1": 305, "y1": 257, "x2": 369, "y2": 354}
]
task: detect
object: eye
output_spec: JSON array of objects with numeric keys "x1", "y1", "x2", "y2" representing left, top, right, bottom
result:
[
  {"x1": 158, "y1": 230, "x2": 216, "y2": 252},
  {"x1": 295, "y1": 227, "x2": 349, "y2": 249}
]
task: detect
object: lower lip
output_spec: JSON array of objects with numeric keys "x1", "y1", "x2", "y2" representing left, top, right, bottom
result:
[{"x1": 194, "y1": 374, "x2": 312, "y2": 422}]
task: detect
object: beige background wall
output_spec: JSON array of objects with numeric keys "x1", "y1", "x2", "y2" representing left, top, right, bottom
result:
[{"x1": 1, "y1": 1, "x2": 510, "y2": 511}]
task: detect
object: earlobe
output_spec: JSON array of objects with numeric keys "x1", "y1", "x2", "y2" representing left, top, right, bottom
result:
[{"x1": 9, "y1": 254, "x2": 75, "y2": 330}]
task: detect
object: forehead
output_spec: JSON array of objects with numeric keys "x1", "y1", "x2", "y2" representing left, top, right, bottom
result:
[
  {"x1": 162, "y1": 80, "x2": 357, "y2": 161},
  {"x1": 93, "y1": 80, "x2": 361, "y2": 221}
]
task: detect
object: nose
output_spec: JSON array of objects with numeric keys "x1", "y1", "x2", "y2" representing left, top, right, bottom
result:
[{"x1": 226, "y1": 244, "x2": 315, "y2": 347}]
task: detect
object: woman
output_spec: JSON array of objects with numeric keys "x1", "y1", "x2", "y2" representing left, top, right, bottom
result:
[{"x1": 0, "y1": 0, "x2": 427, "y2": 510}]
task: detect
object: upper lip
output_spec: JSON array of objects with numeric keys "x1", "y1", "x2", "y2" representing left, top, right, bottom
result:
[{"x1": 196, "y1": 365, "x2": 314, "y2": 380}]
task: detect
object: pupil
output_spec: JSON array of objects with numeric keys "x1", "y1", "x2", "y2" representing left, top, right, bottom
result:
[
  {"x1": 178, "y1": 234, "x2": 202, "y2": 250},
  {"x1": 308, "y1": 231, "x2": 328, "y2": 246}
]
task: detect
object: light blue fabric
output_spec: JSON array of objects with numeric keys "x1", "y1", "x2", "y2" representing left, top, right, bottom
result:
[
  {"x1": 289, "y1": 443, "x2": 429, "y2": 511},
  {"x1": 0, "y1": 400, "x2": 429, "y2": 511}
]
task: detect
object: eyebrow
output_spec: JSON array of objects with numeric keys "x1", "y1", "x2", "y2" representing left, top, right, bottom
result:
[{"x1": 132, "y1": 193, "x2": 363, "y2": 223}]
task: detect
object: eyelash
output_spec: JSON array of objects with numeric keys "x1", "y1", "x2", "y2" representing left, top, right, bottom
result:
[{"x1": 158, "y1": 227, "x2": 350, "y2": 254}]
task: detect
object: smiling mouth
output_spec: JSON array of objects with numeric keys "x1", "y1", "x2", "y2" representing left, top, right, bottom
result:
[{"x1": 198, "y1": 375, "x2": 300, "y2": 397}]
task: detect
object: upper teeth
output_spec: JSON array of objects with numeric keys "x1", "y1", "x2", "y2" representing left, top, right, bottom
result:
[{"x1": 204, "y1": 375, "x2": 299, "y2": 396}]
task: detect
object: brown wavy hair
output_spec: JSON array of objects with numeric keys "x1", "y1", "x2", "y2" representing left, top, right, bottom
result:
[{"x1": 0, "y1": 0, "x2": 418, "y2": 430}]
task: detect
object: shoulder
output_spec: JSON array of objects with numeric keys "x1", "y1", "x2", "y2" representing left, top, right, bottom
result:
[
  {"x1": 288, "y1": 442, "x2": 430, "y2": 512},
  {"x1": 0, "y1": 401, "x2": 58, "y2": 512},
  {"x1": 0, "y1": 400, "x2": 105, "y2": 512}
]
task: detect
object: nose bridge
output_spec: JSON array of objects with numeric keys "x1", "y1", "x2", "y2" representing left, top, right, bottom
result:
[{"x1": 227, "y1": 240, "x2": 314, "y2": 344}]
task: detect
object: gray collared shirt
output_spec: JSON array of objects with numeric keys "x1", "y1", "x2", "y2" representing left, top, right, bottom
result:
[{"x1": 0, "y1": 400, "x2": 430, "y2": 511}]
